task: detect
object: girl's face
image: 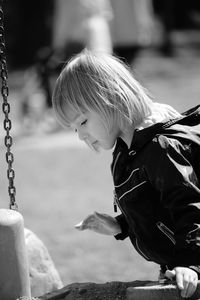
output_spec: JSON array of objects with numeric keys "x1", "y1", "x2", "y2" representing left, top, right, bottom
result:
[{"x1": 66, "y1": 108, "x2": 121, "y2": 151}]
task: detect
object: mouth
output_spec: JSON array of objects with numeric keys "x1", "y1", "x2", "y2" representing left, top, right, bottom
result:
[
  {"x1": 92, "y1": 141, "x2": 98, "y2": 146},
  {"x1": 85, "y1": 139, "x2": 100, "y2": 151},
  {"x1": 91, "y1": 141, "x2": 100, "y2": 150}
]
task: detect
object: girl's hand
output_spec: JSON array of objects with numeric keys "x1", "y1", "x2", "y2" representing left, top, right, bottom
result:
[
  {"x1": 75, "y1": 211, "x2": 121, "y2": 235},
  {"x1": 165, "y1": 267, "x2": 198, "y2": 298}
]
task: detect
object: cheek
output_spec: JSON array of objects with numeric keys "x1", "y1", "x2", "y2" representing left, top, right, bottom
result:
[
  {"x1": 101, "y1": 123, "x2": 111, "y2": 140},
  {"x1": 91, "y1": 119, "x2": 108, "y2": 137},
  {"x1": 108, "y1": 119, "x2": 120, "y2": 137},
  {"x1": 107, "y1": 114, "x2": 119, "y2": 134}
]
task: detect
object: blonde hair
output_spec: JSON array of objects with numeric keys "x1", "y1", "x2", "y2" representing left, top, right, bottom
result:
[{"x1": 52, "y1": 50, "x2": 180, "y2": 131}]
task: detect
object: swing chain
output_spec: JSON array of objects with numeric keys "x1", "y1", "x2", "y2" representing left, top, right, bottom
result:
[{"x1": 0, "y1": 6, "x2": 17, "y2": 210}]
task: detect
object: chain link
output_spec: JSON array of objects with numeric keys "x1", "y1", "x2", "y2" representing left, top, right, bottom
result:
[{"x1": 0, "y1": 5, "x2": 17, "y2": 210}]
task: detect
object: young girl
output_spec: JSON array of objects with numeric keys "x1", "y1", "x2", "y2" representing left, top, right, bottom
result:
[{"x1": 52, "y1": 50, "x2": 200, "y2": 298}]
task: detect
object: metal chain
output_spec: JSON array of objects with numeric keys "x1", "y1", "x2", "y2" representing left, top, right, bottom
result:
[{"x1": 0, "y1": 4, "x2": 17, "y2": 210}]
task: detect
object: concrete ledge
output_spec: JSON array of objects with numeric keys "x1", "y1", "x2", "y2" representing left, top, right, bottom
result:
[
  {"x1": 127, "y1": 283, "x2": 179, "y2": 300},
  {"x1": 127, "y1": 281, "x2": 200, "y2": 300},
  {"x1": 39, "y1": 280, "x2": 200, "y2": 300}
]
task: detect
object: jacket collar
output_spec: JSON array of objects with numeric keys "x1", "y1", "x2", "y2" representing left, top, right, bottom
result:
[{"x1": 113, "y1": 104, "x2": 200, "y2": 158}]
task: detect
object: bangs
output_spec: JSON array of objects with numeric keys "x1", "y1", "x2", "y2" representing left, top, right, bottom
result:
[
  {"x1": 53, "y1": 61, "x2": 116, "y2": 127},
  {"x1": 52, "y1": 77, "x2": 84, "y2": 128},
  {"x1": 52, "y1": 50, "x2": 153, "y2": 130}
]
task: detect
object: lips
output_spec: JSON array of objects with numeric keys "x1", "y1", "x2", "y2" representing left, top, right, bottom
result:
[
  {"x1": 91, "y1": 141, "x2": 101, "y2": 152},
  {"x1": 92, "y1": 141, "x2": 100, "y2": 150},
  {"x1": 84, "y1": 139, "x2": 99, "y2": 151}
]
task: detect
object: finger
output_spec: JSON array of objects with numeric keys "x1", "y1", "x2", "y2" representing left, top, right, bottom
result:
[
  {"x1": 176, "y1": 272, "x2": 184, "y2": 291},
  {"x1": 75, "y1": 217, "x2": 94, "y2": 230},
  {"x1": 82, "y1": 214, "x2": 103, "y2": 232},
  {"x1": 94, "y1": 211, "x2": 108, "y2": 220},
  {"x1": 165, "y1": 270, "x2": 176, "y2": 280},
  {"x1": 75, "y1": 213, "x2": 97, "y2": 229},
  {"x1": 180, "y1": 279, "x2": 189, "y2": 298},
  {"x1": 94, "y1": 212, "x2": 114, "y2": 223},
  {"x1": 74, "y1": 221, "x2": 85, "y2": 230}
]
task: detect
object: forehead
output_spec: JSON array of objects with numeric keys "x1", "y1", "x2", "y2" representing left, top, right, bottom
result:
[
  {"x1": 60, "y1": 99, "x2": 84, "y2": 124},
  {"x1": 65, "y1": 107, "x2": 85, "y2": 125}
]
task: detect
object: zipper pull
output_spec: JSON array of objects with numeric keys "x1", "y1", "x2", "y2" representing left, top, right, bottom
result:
[{"x1": 113, "y1": 190, "x2": 118, "y2": 213}]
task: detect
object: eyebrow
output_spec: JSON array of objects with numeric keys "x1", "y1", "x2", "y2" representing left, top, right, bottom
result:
[
  {"x1": 69, "y1": 113, "x2": 85, "y2": 127},
  {"x1": 74, "y1": 114, "x2": 83, "y2": 123}
]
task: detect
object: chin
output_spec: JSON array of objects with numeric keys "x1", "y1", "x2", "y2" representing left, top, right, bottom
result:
[{"x1": 101, "y1": 144, "x2": 114, "y2": 150}]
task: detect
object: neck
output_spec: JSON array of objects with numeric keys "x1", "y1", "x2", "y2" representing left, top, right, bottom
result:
[
  {"x1": 120, "y1": 105, "x2": 180, "y2": 148},
  {"x1": 119, "y1": 124, "x2": 135, "y2": 148},
  {"x1": 120, "y1": 116, "x2": 159, "y2": 148}
]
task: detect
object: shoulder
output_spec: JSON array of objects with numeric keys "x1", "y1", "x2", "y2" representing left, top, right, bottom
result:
[{"x1": 141, "y1": 129, "x2": 190, "y2": 161}]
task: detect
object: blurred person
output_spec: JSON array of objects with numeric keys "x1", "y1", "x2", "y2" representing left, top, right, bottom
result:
[
  {"x1": 52, "y1": 50, "x2": 200, "y2": 299},
  {"x1": 52, "y1": 0, "x2": 113, "y2": 55},
  {"x1": 110, "y1": 0, "x2": 156, "y2": 64},
  {"x1": 19, "y1": 66, "x2": 51, "y2": 135}
]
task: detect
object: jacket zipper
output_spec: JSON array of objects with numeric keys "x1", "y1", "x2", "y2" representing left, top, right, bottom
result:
[
  {"x1": 113, "y1": 190, "x2": 118, "y2": 212},
  {"x1": 157, "y1": 221, "x2": 176, "y2": 244},
  {"x1": 114, "y1": 192, "x2": 150, "y2": 260},
  {"x1": 112, "y1": 151, "x2": 121, "y2": 213},
  {"x1": 112, "y1": 151, "x2": 150, "y2": 260},
  {"x1": 112, "y1": 151, "x2": 121, "y2": 176},
  {"x1": 113, "y1": 187, "x2": 129, "y2": 221}
]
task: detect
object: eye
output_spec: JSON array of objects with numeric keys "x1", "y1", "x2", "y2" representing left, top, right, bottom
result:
[{"x1": 81, "y1": 120, "x2": 87, "y2": 126}]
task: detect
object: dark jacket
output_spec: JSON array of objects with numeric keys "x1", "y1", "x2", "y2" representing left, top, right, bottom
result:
[{"x1": 112, "y1": 105, "x2": 200, "y2": 274}]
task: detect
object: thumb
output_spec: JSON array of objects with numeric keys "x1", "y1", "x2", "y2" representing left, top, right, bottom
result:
[
  {"x1": 94, "y1": 211, "x2": 114, "y2": 222},
  {"x1": 74, "y1": 221, "x2": 85, "y2": 230},
  {"x1": 165, "y1": 269, "x2": 176, "y2": 280},
  {"x1": 94, "y1": 211, "x2": 107, "y2": 220}
]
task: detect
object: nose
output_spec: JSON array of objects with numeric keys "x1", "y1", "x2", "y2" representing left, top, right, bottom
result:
[{"x1": 77, "y1": 127, "x2": 87, "y2": 141}]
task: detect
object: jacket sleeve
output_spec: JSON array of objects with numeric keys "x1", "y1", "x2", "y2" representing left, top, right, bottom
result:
[
  {"x1": 114, "y1": 214, "x2": 129, "y2": 240},
  {"x1": 188, "y1": 266, "x2": 200, "y2": 279},
  {"x1": 144, "y1": 134, "x2": 200, "y2": 267}
]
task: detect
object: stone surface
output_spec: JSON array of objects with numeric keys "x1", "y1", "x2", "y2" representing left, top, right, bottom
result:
[
  {"x1": 39, "y1": 281, "x2": 135, "y2": 300},
  {"x1": 127, "y1": 283, "x2": 180, "y2": 300},
  {"x1": 25, "y1": 228, "x2": 64, "y2": 297},
  {"x1": 38, "y1": 280, "x2": 200, "y2": 300},
  {"x1": 127, "y1": 281, "x2": 200, "y2": 300}
]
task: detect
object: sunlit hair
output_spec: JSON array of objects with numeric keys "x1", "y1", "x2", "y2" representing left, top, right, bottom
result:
[{"x1": 52, "y1": 49, "x2": 180, "y2": 131}]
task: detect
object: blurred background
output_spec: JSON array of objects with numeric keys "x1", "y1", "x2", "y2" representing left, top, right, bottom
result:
[{"x1": 0, "y1": 0, "x2": 200, "y2": 286}]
